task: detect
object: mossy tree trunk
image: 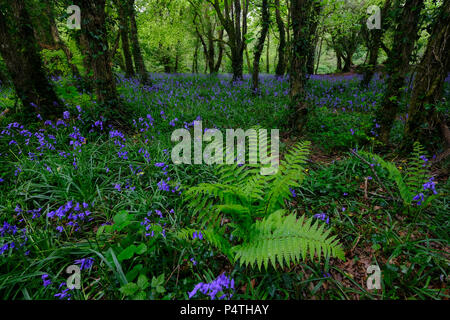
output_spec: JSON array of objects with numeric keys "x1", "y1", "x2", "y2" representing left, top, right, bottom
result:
[
  {"x1": 0, "y1": 0, "x2": 62, "y2": 118},
  {"x1": 375, "y1": 0, "x2": 425, "y2": 143},
  {"x1": 290, "y1": 0, "x2": 314, "y2": 133},
  {"x1": 306, "y1": 2, "x2": 321, "y2": 75},
  {"x1": 403, "y1": 0, "x2": 450, "y2": 151},
  {"x1": 74, "y1": 0, "x2": 118, "y2": 108}
]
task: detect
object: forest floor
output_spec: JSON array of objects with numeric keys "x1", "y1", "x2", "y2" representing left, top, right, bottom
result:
[{"x1": 0, "y1": 73, "x2": 448, "y2": 300}]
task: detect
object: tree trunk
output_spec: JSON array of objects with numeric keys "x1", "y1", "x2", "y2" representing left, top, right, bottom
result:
[
  {"x1": 290, "y1": 0, "x2": 313, "y2": 133},
  {"x1": 275, "y1": 0, "x2": 286, "y2": 76},
  {"x1": 306, "y1": 1, "x2": 321, "y2": 75},
  {"x1": 376, "y1": 0, "x2": 425, "y2": 143},
  {"x1": 403, "y1": 0, "x2": 450, "y2": 150},
  {"x1": 342, "y1": 53, "x2": 352, "y2": 72},
  {"x1": 210, "y1": 0, "x2": 248, "y2": 82},
  {"x1": 336, "y1": 50, "x2": 342, "y2": 71},
  {"x1": 233, "y1": 45, "x2": 245, "y2": 80},
  {"x1": 116, "y1": 0, "x2": 134, "y2": 78},
  {"x1": 0, "y1": 0, "x2": 62, "y2": 118},
  {"x1": 35, "y1": 2, "x2": 82, "y2": 80},
  {"x1": 214, "y1": 29, "x2": 224, "y2": 72},
  {"x1": 206, "y1": 23, "x2": 216, "y2": 74},
  {"x1": 360, "y1": 31, "x2": 381, "y2": 87},
  {"x1": 193, "y1": 37, "x2": 199, "y2": 73},
  {"x1": 74, "y1": 0, "x2": 118, "y2": 108},
  {"x1": 315, "y1": 35, "x2": 323, "y2": 74},
  {"x1": 74, "y1": 32, "x2": 93, "y2": 78},
  {"x1": 360, "y1": 0, "x2": 391, "y2": 88},
  {"x1": 252, "y1": 0, "x2": 269, "y2": 91},
  {"x1": 128, "y1": 0, "x2": 150, "y2": 85},
  {"x1": 266, "y1": 32, "x2": 270, "y2": 74}
]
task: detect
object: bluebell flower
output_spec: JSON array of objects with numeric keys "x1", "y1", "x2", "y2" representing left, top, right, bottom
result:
[
  {"x1": 290, "y1": 188, "x2": 297, "y2": 198},
  {"x1": 42, "y1": 274, "x2": 52, "y2": 287},
  {"x1": 314, "y1": 213, "x2": 330, "y2": 224},
  {"x1": 192, "y1": 231, "x2": 203, "y2": 240},
  {"x1": 423, "y1": 177, "x2": 437, "y2": 195},
  {"x1": 74, "y1": 257, "x2": 94, "y2": 271},
  {"x1": 188, "y1": 273, "x2": 235, "y2": 300},
  {"x1": 412, "y1": 193, "x2": 424, "y2": 206}
]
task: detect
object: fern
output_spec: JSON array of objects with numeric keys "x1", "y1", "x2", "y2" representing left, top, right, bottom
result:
[
  {"x1": 176, "y1": 227, "x2": 233, "y2": 261},
  {"x1": 405, "y1": 142, "x2": 429, "y2": 195},
  {"x1": 359, "y1": 151, "x2": 412, "y2": 203},
  {"x1": 360, "y1": 142, "x2": 434, "y2": 206},
  {"x1": 179, "y1": 139, "x2": 345, "y2": 269},
  {"x1": 234, "y1": 210, "x2": 345, "y2": 270}
]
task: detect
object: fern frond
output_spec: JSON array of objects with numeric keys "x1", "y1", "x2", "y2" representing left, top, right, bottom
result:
[
  {"x1": 280, "y1": 140, "x2": 311, "y2": 172},
  {"x1": 233, "y1": 210, "x2": 345, "y2": 270},
  {"x1": 405, "y1": 142, "x2": 429, "y2": 194},
  {"x1": 360, "y1": 151, "x2": 412, "y2": 204},
  {"x1": 263, "y1": 141, "x2": 310, "y2": 215},
  {"x1": 176, "y1": 227, "x2": 233, "y2": 261}
]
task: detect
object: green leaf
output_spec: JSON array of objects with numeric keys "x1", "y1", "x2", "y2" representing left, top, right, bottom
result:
[
  {"x1": 151, "y1": 273, "x2": 165, "y2": 287},
  {"x1": 137, "y1": 274, "x2": 149, "y2": 290},
  {"x1": 155, "y1": 285, "x2": 165, "y2": 294},
  {"x1": 119, "y1": 282, "x2": 139, "y2": 296},
  {"x1": 113, "y1": 211, "x2": 129, "y2": 226},
  {"x1": 118, "y1": 245, "x2": 137, "y2": 262},
  {"x1": 134, "y1": 291, "x2": 147, "y2": 300},
  {"x1": 125, "y1": 264, "x2": 143, "y2": 282},
  {"x1": 135, "y1": 243, "x2": 147, "y2": 255}
]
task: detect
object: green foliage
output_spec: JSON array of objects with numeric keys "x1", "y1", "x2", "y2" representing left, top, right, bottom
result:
[
  {"x1": 41, "y1": 50, "x2": 71, "y2": 77},
  {"x1": 181, "y1": 140, "x2": 344, "y2": 269},
  {"x1": 307, "y1": 106, "x2": 374, "y2": 151},
  {"x1": 234, "y1": 210, "x2": 345, "y2": 269},
  {"x1": 360, "y1": 142, "x2": 437, "y2": 206}
]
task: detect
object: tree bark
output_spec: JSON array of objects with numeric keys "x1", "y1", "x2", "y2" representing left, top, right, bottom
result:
[
  {"x1": 35, "y1": 2, "x2": 82, "y2": 80},
  {"x1": 193, "y1": 37, "x2": 199, "y2": 73},
  {"x1": 266, "y1": 32, "x2": 270, "y2": 74},
  {"x1": 403, "y1": 0, "x2": 450, "y2": 150},
  {"x1": 115, "y1": 0, "x2": 134, "y2": 78},
  {"x1": 274, "y1": 0, "x2": 286, "y2": 76},
  {"x1": 306, "y1": 1, "x2": 321, "y2": 75},
  {"x1": 336, "y1": 51, "x2": 342, "y2": 71},
  {"x1": 0, "y1": 0, "x2": 62, "y2": 118},
  {"x1": 342, "y1": 53, "x2": 352, "y2": 72},
  {"x1": 376, "y1": 0, "x2": 425, "y2": 143},
  {"x1": 214, "y1": 29, "x2": 224, "y2": 72},
  {"x1": 210, "y1": 0, "x2": 248, "y2": 82},
  {"x1": 192, "y1": 6, "x2": 223, "y2": 75},
  {"x1": 315, "y1": 35, "x2": 323, "y2": 74},
  {"x1": 74, "y1": 0, "x2": 118, "y2": 107},
  {"x1": 290, "y1": 0, "x2": 313, "y2": 133},
  {"x1": 128, "y1": 0, "x2": 150, "y2": 84},
  {"x1": 360, "y1": 0, "x2": 392, "y2": 88},
  {"x1": 252, "y1": 0, "x2": 269, "y2": 91}
]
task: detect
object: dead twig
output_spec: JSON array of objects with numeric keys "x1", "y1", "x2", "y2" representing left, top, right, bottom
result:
[{"x1": 349, "y1": 148, "x2": 396, "y2": 201}]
